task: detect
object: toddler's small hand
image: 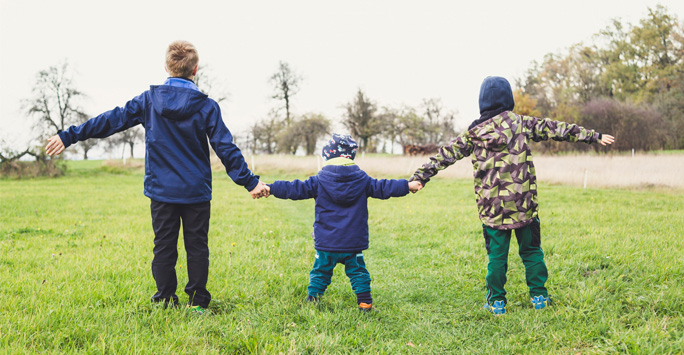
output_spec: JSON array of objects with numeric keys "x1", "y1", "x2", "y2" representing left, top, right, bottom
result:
[{"x1": 408, "y1": 181, "x2": 423, "y2": 193}]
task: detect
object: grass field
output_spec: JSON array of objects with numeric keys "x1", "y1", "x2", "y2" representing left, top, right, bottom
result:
[{"x1": 1, "y1": 159, "x2": 683, "y2": 354}]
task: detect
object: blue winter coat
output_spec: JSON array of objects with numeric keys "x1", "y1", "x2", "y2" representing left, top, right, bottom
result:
[
  {"x1": 58, "y1": 78, "x2": 259, "y2": 203},
  {"x1": 269, "y1": 164, "x2": 409, "y2": 252}
]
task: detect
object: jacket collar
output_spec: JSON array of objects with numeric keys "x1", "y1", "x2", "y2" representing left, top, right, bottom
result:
[
  {"x1": 323, "y1": 157, "x2": 355, "y2": 166},
  {"x1": 164, "y1": 77, "x2": 200, "y2": 92}
]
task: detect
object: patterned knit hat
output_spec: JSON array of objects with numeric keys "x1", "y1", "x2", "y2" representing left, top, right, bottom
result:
[{"x1": 321, "y1": 133, "x2": 358, "y2": 160}]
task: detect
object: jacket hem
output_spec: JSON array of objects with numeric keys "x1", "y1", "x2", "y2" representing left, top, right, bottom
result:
[
  {"x1": 484, "y1": 218, "x2": 534, "y2": 231},
  {"x1": 314, "y1": 246, "x2": 368, "y2": 253},
  {"x1": 145, "y1": 191, "x2": 211, "y2": 204}
]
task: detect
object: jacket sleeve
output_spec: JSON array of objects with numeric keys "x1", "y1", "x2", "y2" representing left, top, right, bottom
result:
[
  {"x1": 206, "y1": 103, "x2": 260, "y2": 191},
  {"x1": 269, "y1": 176, "x2": 318, "y2": 200},
  {"x1": 58, "y1": 93, "x2": 145, "y2": 148},
  {"x1": 410, "y1": 133, "x2": 474, "y2": 186},
  {"x1": 522, "y1": 115, "x2": 600, "y2": 143},
  {"x1": 366, "y1": 178, "x2": 410, "y2": 200}
]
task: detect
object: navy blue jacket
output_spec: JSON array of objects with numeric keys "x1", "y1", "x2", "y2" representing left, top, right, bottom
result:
[
  {"x1": 58, "y1": 78, "x2": 259, "y2": 203},
  {"x1": 269, "y1": 164, "x2": 409, "y2": 252}
]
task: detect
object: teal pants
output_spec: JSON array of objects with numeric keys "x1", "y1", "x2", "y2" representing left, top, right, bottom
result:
[
  {"x1": 483, "y1": 218, "x2": 548, "y2": 305},
  {"x1": 308, "y1": 251, "x2": 371, "y2": 297}
]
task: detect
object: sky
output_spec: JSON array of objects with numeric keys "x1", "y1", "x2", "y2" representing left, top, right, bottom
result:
[{"x1": 1, "y1": 0, "x2": 682, "y2": 157}]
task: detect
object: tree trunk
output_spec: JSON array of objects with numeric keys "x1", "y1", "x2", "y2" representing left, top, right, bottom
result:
[{"x1": 129, "y1": 142, "x2": 135, "y2": 158}]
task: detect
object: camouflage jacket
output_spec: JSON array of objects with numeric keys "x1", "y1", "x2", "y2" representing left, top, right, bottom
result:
[{"x1": 410, "y1": 111, "x2": 601, "y2": 230}]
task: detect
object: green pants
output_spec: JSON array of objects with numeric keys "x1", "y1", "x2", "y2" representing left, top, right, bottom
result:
[
  {"x1": 308, "y1": 251, "x2": 371, "y2": 297},
  {"x1": 483, "y1": 218, "x2": 548, "y2": 305}
]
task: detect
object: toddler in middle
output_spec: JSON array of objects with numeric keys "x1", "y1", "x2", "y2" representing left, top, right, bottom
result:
[{"x1": 267, "y1": 134, "x2": 422, "y2": 311}]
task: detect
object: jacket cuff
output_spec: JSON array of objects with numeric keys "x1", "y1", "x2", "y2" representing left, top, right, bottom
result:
[
  {"x1": 57, "y1": 131, "x2": 72, "y2": 149},
  {"x1": 268, "y1": 183, "x2": 281, "y2": 198},
  {"x1": 402, "y1": 180, "x2": 410, "y2": 195},
  {"x1": 244, "y1": 175, "x2": 260, "y2": 191},
  {"x1": 409, "y1": 175, "x2": 429, "y2": 186}
]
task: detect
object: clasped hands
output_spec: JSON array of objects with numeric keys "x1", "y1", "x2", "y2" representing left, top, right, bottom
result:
[{"x1": 250, "y1": 181, "x2": 270, "y2": 199}]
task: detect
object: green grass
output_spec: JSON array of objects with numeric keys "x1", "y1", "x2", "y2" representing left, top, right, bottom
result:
[{"x1": 1, "y1": 160, "x2": 683, "y2": 354}]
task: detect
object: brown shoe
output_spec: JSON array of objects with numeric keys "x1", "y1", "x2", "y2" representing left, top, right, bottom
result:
[{"x1": 358, "y1": 302, "x2": 372, "y2": 312}]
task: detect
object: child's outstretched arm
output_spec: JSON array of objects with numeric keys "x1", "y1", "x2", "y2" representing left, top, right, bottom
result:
[
  {"x1": 46, "y1": 95, "x2": 145, "y2": 156},
  {"x1": 522, "y1": 115, "x2": 609, "y2": 145},
  {"x1": 367, "y1": 178, "x2": 410, "y2": 199},
  {"x1": 409, "y1": 133, "x2": 474, "y2": 187},
  {"x1": 207, "y1": 104, "x2": 260, "y2": 192},
  {"x1": 269, "y1": 176, "x2": 319, "y2": 200}
]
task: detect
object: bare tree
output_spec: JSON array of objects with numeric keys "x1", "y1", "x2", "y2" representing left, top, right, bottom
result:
[
  {"x1": 24, "y1": 61, "x2": 86, "y2": 139},
  {"x1": 421, "y1": 98, "x2": 457, "y2": 145},
  {"x1": 269, "y1": 61, "x2": 301, "y2": 126},
  {"x1": 194, "y1": 64, "x2": 229, "y2": 103},
  {"x1": 0, "y1": 138, "x2": 33, "y2": 164}
]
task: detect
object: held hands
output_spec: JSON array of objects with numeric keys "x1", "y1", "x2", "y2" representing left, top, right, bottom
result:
[
  {"x1": 600, "y1": 134, "x2": 615, "y2": 146},
  {"x1": 408, "y1": 181, "x2": 423, "y2": 193},
  {"x1": 45, "y1": 135, "x2": 65, "y2": 156},
  {"x1": 250, "y1": 181, "x2": 270, "y2": 199}
]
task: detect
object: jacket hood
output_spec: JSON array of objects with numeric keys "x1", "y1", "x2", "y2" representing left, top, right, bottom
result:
[
  {"x1": 469, "y1": 76, "x2": 515, "y2": 130},
  {"x1": 317, "y1": 165, "x2": 368, "y2": 206},
  {"x1": 479, "y1": 76, "x2": 514, "y2": 114},
  {"x1": 149, "y1": 85, "x2": 209, "y2": 121}
]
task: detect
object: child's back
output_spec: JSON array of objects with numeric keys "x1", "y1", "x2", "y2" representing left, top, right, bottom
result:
[
  {"x1": 56, "y1": 77, "x2": 257, "y2": 203},
  {"x1": 411, "y1": 76, "x2": 614, "y2": 314},
  {"x1": 269, "y1": 134, "x2": 418, "y2": 311},
  {"x1": 45, "y1": 40, "x2": 267, "y2": 313},
  {"x1": 273, "y1": 160, "x2": 407, "y2": 252},
  {"x1": 413, "y1": 77, "x2": 603, "y2": 230}
]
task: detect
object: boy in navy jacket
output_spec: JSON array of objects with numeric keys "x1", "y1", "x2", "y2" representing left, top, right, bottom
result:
[
  {"x1": 267, "y1": 134, "x2": 422, "y2": 311},
  {"x1": 45, "y1": 40, "x2": 269, "y2": 313}
]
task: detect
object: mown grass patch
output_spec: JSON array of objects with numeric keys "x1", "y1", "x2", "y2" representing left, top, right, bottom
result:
[{"x1": 1, "y1": 160, "x2": 682, "y2": 353}]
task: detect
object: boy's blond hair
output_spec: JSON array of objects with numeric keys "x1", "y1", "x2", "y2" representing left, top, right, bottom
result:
[{"x1": 165, "y1": 40, "x2": 199, "y2": 78}]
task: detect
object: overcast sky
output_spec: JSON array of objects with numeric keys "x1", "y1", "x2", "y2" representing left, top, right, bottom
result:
[{"x1": 1, "y1": 0, "x2": 682, "y2": 156}]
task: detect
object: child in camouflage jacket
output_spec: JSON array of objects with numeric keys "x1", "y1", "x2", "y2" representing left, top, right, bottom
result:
[{"x1": 410, "y1": 76, "x2": 614, "y2": 314}]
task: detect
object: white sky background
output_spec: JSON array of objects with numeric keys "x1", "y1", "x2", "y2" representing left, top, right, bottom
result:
[{"x1": 1, "y1": 0, "x2": 682, "y2": 158}]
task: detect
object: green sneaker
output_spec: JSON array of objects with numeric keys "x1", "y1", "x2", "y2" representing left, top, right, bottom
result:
[{"x1": 188, "y1": 305, "x2": 209, "y2": 316}]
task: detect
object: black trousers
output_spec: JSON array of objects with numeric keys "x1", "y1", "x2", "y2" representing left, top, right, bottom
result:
[{"x1": 150, "y1": 199, "x2": 211, "y2": 308}]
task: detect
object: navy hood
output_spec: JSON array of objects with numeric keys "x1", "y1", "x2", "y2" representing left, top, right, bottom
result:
[
  {"x1": 469, "y1": 76, "x2": 515, "y2": 130},
  {"x1": 149, "y1": 85, "x2": 208, "y2": 121},
  {"x1": 317, "y1": 165, "x2": 368, "y2": 206}
]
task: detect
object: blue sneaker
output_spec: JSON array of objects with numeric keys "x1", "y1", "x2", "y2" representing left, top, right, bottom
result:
[
  {"x1": 531, "y1": 295, "x2": 548, "y2": 309},
  {"x1": 484, "y1": 300, "x2": 506, "y2": 315}
]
